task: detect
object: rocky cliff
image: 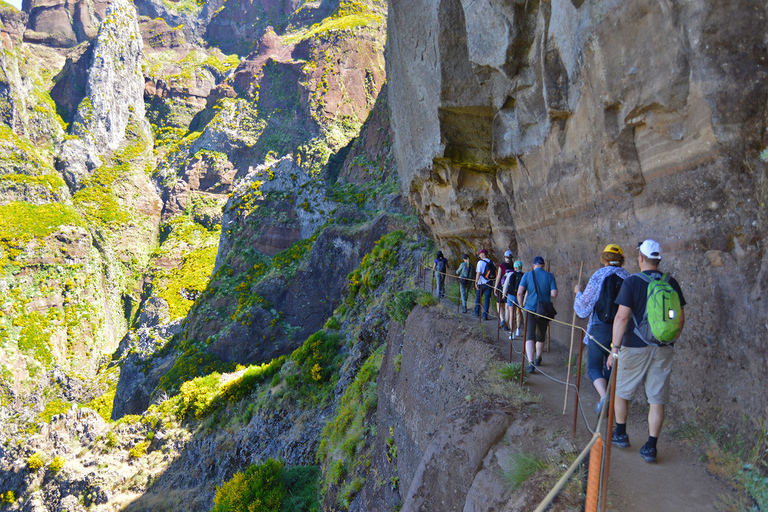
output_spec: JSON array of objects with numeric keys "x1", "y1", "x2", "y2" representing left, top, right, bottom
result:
[{"x1": 387, "y1": 0, "x2": 768, "y2": 435}]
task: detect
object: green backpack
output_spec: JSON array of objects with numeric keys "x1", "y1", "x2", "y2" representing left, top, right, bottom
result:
[{"x1": 632, "y1": 272, "x2": 682, "y2": 345}]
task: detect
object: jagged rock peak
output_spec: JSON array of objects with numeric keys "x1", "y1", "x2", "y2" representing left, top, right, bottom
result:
[{"x1": 71, "y1": 0, "x2": 146, "y2": 154}]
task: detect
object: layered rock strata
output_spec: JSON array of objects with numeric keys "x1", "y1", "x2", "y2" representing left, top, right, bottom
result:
[{"x1": 388, "y1": 0, "x2": 768, "y2": 434}]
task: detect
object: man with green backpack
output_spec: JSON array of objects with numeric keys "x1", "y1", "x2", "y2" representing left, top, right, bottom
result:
[{"x1": 606, "y1": 239, "x2": 686, "y2": 464}]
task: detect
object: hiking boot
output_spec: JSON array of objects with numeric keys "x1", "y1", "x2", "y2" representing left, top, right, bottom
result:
[
  {"x1": 534, "y1": 355, "x2": 542, "y2": 366},
  {"x1": 462, "y1": 307, "x2": 468, "y2": 313},
  {"x1": 595, "y1": 395, "x2": 606, "y2": 415},
  {"x1": 639, "y1": 445, "x2": 658, "y2": 463},
  {"x1": 527, "y1": 363, "x2": 536, "y2": 374},
  {"x1": 611, "y1": 430, "x2": 630, "y2": 448},
  {"x1": 482, "y1": 314, "x2": 489, "y2": 321}
]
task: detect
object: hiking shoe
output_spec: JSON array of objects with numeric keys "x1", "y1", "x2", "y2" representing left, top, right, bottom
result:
[
  {"x1": 515, "y1": 328, "x2": 521, "y2": 338},
  {"x1": 462, "y1": 307, "x2": 468, "y2": 313},
  {"x1": 595, "y1": 396, "x2": 606, "y2": 415},
  {"x1": 482, "y1": 314, "x2": 489, "y2": 321},
  {"x1": 611, "y1": 430, "x2": 630, "y2": 448},
  {"x1": 534, "y1": 355, "x2": 542, "y2": 366},
  {"x1": 527, "y1": 363, "x2": 536, "y2": 374},
  {"x1": 639, "y1": 445, "x2": 658, "y2": 463}
]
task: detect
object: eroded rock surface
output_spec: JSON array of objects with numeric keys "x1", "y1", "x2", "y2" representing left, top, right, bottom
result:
[{"x1": 388, "y1": 0, "x2": 768, "y2": 434}]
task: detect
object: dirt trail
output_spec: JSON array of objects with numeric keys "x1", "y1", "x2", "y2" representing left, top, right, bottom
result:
[{"x1": 435, "y1": 294, "x2": 733, "y2": 511}]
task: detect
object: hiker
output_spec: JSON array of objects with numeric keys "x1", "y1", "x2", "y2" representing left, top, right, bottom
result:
[
  {"x1": 456, "y1": 254, "x2": 472, "y2": 313},
  {"x1": 494, "y1": 250, "x2": 514, "y2": 330},
  {"x1": 474, "y1": 249, "x2": 495, "y2": 320},
  {"x1": 503, "y1": 260, "x2": 524, "y2": 339},
  {"x1": 516, "y1": 256, "x2": 558, "y2": 373},
  {"x1": 432, "y1": 251, "x2": 448, "y2": 298},
  {"x1": 573, "y1": 244, "x2": 630, "y2": 415},
  {"x1": 606, "y1": 240, "x2": 686, "y2": 463}
]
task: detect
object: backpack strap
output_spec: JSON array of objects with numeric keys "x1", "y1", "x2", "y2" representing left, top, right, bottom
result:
[
  {"x1": 531, "y1": 269, "x2": 545, "y2": 303},
  {"x1": 630, "y1": 271, "x2": 666, "y2": 345}
]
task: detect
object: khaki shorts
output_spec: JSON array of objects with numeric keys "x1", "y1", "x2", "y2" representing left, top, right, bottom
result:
[{"x1": 615, "y1": 345, "x2": 674, "y2": 405}]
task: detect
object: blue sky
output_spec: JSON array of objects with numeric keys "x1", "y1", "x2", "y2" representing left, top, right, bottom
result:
[{"x1": 7, "y1": 0, "x2": 22, "y2": 10}]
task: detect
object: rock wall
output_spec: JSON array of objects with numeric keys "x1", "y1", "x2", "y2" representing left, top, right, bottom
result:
[{"x1": 388, "y1": 0, "x2": 768, "y2": 433}]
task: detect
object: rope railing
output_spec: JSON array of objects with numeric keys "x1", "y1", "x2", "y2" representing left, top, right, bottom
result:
[{"x1": 417, "y1": 257, "x2": 621, "y2": 512}]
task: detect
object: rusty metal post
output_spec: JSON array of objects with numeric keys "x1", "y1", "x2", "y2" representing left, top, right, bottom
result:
[
  {"x1": 600, "y1": 354, "x2": 619, "y2": 512},
  {"x1": 572, "y1": 330, "x2": 585, "y2": 437},
  {"x1": 520, "y1": 312, "x2": 529, "y2": 387},
  {"x1": 547, "y1": 321, "x2": 551, "y2": 353}
]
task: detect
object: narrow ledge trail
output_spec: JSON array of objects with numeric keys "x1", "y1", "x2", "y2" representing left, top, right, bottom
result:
[{"x1": 434, "y1": 291, "x2": 733, "y2": 512}]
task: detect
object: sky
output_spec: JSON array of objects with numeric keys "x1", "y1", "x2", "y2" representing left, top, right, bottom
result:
[{"x1": 7, "y1": 0, "x2": 22, "y2": 10}]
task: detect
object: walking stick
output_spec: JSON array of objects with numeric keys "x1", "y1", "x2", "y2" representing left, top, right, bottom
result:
[
  {"x1": 572, "y1": 330, "x2": 585, "y2": 437},
  {"x1": 563, "y1": 261, "x2": 584, "y2": 414}
]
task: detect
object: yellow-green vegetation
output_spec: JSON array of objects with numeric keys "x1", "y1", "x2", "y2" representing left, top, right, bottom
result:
[
  {"x1": 282, "y1": 1, "x2": 383, "y2": 44},
  {"x1": 1, "y1": 490, "x2": 16, "y2": 504},
  {"x1": 157, "y1": 338, "x2": 236, "y2": 395},
  {"x1": 0, "y1": 202, "x2": 84, "y2": 266},
  {"x1": 156, "y1": 244, "x2": 219, "y2": 319},
  {"x1": 346, "y1": 231, "x2": 403, "y2": 306},
  {"x1": 288, "y1": 330, "x2": 343, "y2": 398},
  {"x1": 318, "y1": 346, "x2": 383, "y2": 499},
  {"x1": 72, "y1": 118, "x2": 150, "y2": 229},
  {"x1": 26, "y1": 452, "x2": 45, "y2": 471},
  {"x1": 82, "y1": 386, "x2": 117, "y2": 421},
  {"x1": 212, "y1": 459, "x2": 321, "y2": 512},
  {"x1": 674, "y1": 422, "x2": 768, "y2": 510},
  {"x1": 128, "y1": 440, "x2": 150, "y2": 459},
  {"x1": 36, "y1": 399, "x2": 72, "y2": 424},
  {"x1": 49, "y1": 456, "x2": 65, "y2": 474},
  {"x1": 149, "y1": 214, "x2": 221, "y2": 319}
]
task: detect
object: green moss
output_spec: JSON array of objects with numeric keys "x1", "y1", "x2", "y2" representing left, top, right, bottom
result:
[
  {"x1": 155, "y1": 244, "x2": 219, "y2": 320},
  {"x1": 36, "y1": 399, "x2": 72, "y2": 424},
  {"x1": 212, "y1": 459, "x2": 285, "y2": 512},
  {"x1": 72, "y1": 184, "x2": 131, "y2": 227},
  {"x1": 0, "y1": 172, "x2": 65, "y2": 191},
  {"x1": 157, "y1": 340, "x2": 235, "y2": 395},
  {"x1": 282, "y1": 1, "x2": 383, "y2": 44},
  {"x1": 0, "y1": 202, "x2": 84, "y2": 265},
  {"x1": 318, "y1": 346, "x2": 383, "y2": 493}
]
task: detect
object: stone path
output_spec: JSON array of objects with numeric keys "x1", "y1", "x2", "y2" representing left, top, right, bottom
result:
[{"x1": 434, "y1": 291, "x2": 733, "y2": 511}]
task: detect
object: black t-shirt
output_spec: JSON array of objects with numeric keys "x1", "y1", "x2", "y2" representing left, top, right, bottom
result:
[{"x1": 615, "y1": 270, "x2": 686, "y2": 348}]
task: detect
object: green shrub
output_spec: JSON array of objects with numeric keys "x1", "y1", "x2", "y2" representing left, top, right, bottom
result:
[
  {"x1": 388, "y1": 289, "x2": 418, "y2": 325},
  {"x1": 1, "y1": 490, "x2": 16, "y2": 503},
  {"x1": 105, "y1": 431, "x2": 117, "y2": 448},
  {"x1": 49, "y1": 456, "x2": 65, "y2": 474},
  {"x1": 178, "y1": 373, "x2": 221, "y2": 419},
  {"x1": 416, "y1": 292, "x2": 438, "y2": 307},
  {"x1": 220, "y1": 356, "x2": 287, "y2": 403},
  {"x1": 324, "y1": 316, "x2": 341, "y2": 330},
  {"x1": 503, "y1": 452, "x2": 547, "y2": 490},
  {"x1": 128, "y1": 441, "x2": 150, "y2": 459},
  {"x1": 498, "y1": 362, "x2": 524, "y2": 382},
  {"x1": 281, "y1": 465, "x2": 321, "y2": 512},
  {"x1": 26, "y1": 452, "x2": 45, "y2": 471},
  {"x1": 738, "y1": 464, "x2": 768, "y2": 510},
  {"x1": 212, "y1": 459, "x2": 285, "y2": 512}
]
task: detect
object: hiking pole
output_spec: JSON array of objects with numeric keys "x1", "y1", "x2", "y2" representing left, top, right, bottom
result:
[
  {"x1": 564, "y1": 261, "x2": 584, "y2": 414},
  {"x1": 572, "y1": 330, "x2": 585, "y2": 437},
  {"x1": 600, "y1": 357, "x2": 619, "y2": 512}
]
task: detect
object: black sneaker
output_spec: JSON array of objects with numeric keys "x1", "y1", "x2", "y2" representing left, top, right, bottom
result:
[
  {"x1": 534, "y1": 355, "x2": 542, "y2": 366},
  {"x1": 527, "y1": 363, "x2": 536, "y2": 374},
  {"x1": 611, "y1": 430, "x2": 630, "y2": 448},
  {"x1": 639, "y1": 445, "x2": 657, "y2": 463}
]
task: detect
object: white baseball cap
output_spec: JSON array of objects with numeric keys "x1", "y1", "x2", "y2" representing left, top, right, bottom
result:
[
  {"x1": 504, "y1": 250, "x2": 513, "y2": 257},
  {"x1": 637, "y1": 240, "x2": 662, "y2": 260}
]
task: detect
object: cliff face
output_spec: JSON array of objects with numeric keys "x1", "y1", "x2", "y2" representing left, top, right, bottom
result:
[{"x1": 387, "y1": 0, "x2": 768, "y2": 433}]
